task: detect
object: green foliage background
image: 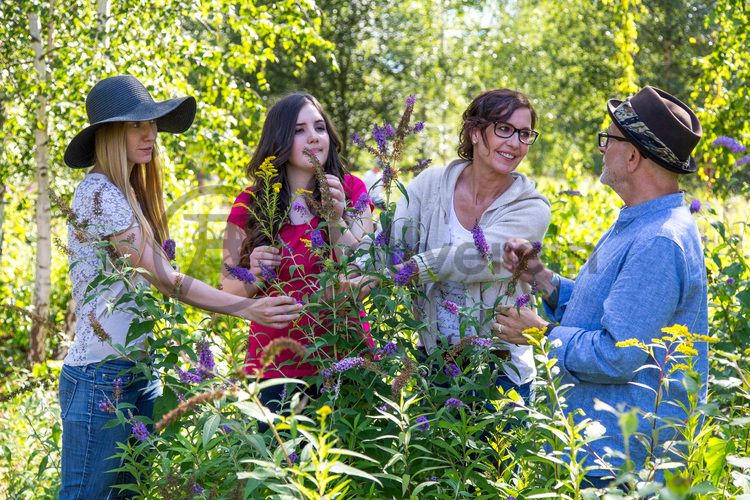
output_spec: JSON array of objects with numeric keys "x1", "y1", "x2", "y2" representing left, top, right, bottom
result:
[{"x1": 0, "y1": 0, "x2": 748, "y2": 497}]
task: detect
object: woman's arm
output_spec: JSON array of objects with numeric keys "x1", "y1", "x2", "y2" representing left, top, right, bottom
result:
[{"x1": 110, "y1": 225, "x2": 301, "y2": 328}]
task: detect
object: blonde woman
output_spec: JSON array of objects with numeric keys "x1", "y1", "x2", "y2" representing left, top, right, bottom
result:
[{"x1": 59, "y1": 76, "x2": 301, "y2": 499}]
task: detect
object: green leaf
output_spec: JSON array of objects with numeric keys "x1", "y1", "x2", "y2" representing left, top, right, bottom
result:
[
  {"x1": 328, "y1": 462, "x2": 382, "y2": 486},
  {"x1": 202, "y1": 413, "x2": 221, "y2": 448}
]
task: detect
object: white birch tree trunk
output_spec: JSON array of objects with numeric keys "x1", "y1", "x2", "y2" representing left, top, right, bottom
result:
[{"x1": 28, "y1": 7, "x2": 53, "y2": 364}]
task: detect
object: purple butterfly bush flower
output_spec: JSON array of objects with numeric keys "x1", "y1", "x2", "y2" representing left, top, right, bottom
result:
[
  {"x1": 292, "y1": 200, "x2": 307, "y2": 215},
  {"x1": 736, "y1": 155, "x2": 750, "y2": 166},
  {"x1": 192, "y1": 483, "x2": 204, "y2": 496},
  {"x1": 381, "y1": 341, "x2": 398, "y2": 356},
  {"x1": 394, "y1": 260, "x2": 418, "y2": 286},
  {"x1": 352, "y1": 193, "x2": 371, "y2": 215},
  {"x1": 378, "y1": 404, "x2": 389, "y2": 412},
  {"x1": 444, "y1": 397, "x2": 463, "y2": 408},
  {"x1": 224, "y1": 264, "x2": 256, "y2": 284},
  {"x1": 471, "y1": 223, "x2": 491, "y2": 259},
  {"x1": 113, "y1": 377, "x2": 123, "y2": 398},
  {"x1": 351, "y1": 132, "x2": 366, "y2": 148},
  {"x1": 413, "y1": 122, "x2": 425, "y2": 133},
  {"x1": 560, "y1": 189, "x2": 582, "y2": 196},
  {"x1": 472, "y1": 337, "x2": 493, "y2": 348},
  {"x1": 162, "y1": 239, "x2": 176, "y2": 260},
  {"x1": 726, "y1": 277, "x2": 736, "y2": 285},
  {"x1": 288, "y1": 451, "x2": 299, "y2": 464},
  {"x1": 98, "y1": 399, "x2": 115, "y2": 413},
  {"x1": 712, "y1": 136, "x2": 746, "y2": 153},
  {"x1": 382, "y1": 164, "x2": 394, "y2": 187},
  {"x1": 444, "y1": 363, "x2": 461, "y2": 378},
  {"x1": 131, "y1": 420, "x2": 150, "y2": 441},
  {"x1": 333, "y1": 356, "x2": 365, "y2": 373},
  {"x1": 442, "y1": 300, "x2": 459, "y2": 315},
  {"x1": 515, "y1": 293, "x2": 531, "y2": 308},
  {"x1": 689, "y1": 199, "x2": 701, "y2": 214},
  {"x1": 532, "y1": 241, "x2": 543, "y2": 253},
  {"x1": 391, "y1": 248, "x2": 405, "y2": 265},
  {"x1": 198, "y1": 341, "x2": 215, "y2": 374},
  {"x1": 372, "y1": 125, "x2": 388, "y2": 152},
  {"x1": 430, "y1": 476, "x2": 438, "y2": 482},
  {"x1": 260, "y1": 263, "x2": 277, "y2": 282},
  {"x1": 384, "y1": 123, "x2": 396, "y2": 138},
  {"x1": 310, "y1": 229, "x2": 326, "y2": 249},
  {"x1": 178, "y1": 368, "x2": 204, "y2": 384},
  {"x1": 406, "y1": 95, "x2": 416, "y2": 106},
  {"x1": 374, "y1": 231, "x2": 389, "y2": 247},
  {"x1": 415, "y1": 415, "x2": 430, "y2": 431}
]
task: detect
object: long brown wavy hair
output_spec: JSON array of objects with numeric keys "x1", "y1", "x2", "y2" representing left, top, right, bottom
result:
[{"x1": 238, "y1": 93, "x2": 347, "y2": 268}]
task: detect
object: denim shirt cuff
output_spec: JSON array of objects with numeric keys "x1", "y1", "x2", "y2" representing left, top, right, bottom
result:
[{"x1": 547, "y1": 325, "x2": 584, "y2": 384}]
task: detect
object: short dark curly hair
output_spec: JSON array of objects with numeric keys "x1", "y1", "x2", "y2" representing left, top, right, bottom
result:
[{"x1": 457, "y1": 89, "x2": 537, "y2": 161}]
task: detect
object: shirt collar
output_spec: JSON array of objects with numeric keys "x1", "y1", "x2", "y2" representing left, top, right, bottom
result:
[{"x1": 618, "y1": 192, "x2": 685, "y2": 223}]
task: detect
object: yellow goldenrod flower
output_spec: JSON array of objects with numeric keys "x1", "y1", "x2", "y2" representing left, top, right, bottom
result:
[
  {"x1": 317, "y1": 405, "x2": 332, "y2": 418},
  {"x1": 258, "y1": 156, "x2": 278, "y2": 180},
  {"x1": 616, "y1": 338, "x2": 646, "y2": 349},
  {"x1": 522, "y1": 327, "x2": 545, "y2": 345},
  {"x1": 669, "y1": 363, "x2": 692, "y2": 374},
  {"x1": 299, "y1": 238, "x2": 311, "y2": 248},
  {"x1": 272, "y1": 182, "x2": 282, "y2": 193},
  {"x1": 661, "y1": 324, "x2": 689, "y2": 338},
  {"x1": 689, "y1": 333, "x2": 719, "y2": 343},
  {"x1": 675, "y1": 343, "x2": 699, "y2": 357}
]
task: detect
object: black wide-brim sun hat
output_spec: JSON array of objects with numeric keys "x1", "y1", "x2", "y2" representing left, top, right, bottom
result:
[
  {"x1": 64, "y1": 75, "x2": 197, "y2": 168},
  {"x1": 607, "y1": 85, "x2": 702, "y2": 174}
]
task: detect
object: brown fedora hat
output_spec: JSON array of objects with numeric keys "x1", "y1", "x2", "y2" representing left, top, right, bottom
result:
[{"x1": 607, "y1": 86, "x2": 702, "y2": 174}]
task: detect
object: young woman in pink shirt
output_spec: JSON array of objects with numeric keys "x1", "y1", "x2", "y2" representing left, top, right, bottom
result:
[{"x1": 221, "y1": 93, "x2": 374, "y2": 413}]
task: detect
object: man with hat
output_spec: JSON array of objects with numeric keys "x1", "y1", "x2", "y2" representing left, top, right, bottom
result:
[{"x1": 493, "y1": 86, "x2": 708, "y2": 487}]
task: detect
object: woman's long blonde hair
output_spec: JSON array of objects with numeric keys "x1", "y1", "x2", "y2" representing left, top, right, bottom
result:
[{"x1": 93, "y1": 122, "x2": 170, "y2": 246}]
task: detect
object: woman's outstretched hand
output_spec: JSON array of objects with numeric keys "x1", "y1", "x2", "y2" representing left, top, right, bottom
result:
[{"x1": 241, "y1": 295, "x2": 302, "y2": 329}]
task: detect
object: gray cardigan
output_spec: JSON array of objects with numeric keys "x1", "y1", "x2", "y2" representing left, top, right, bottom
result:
[{"x1": 392, "y1": 160, "x2": 551, "y2": 383}]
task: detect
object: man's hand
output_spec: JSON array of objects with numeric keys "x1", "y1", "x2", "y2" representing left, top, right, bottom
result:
[
  {"x1": 503, "y1": 238, "x2": 556, "y2": 296},
  {"x1": 493, "y1": 305, "x2": 548, "y2": 345}
]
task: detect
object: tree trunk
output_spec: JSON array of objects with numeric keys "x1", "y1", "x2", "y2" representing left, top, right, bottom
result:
[{"x1": 28, "y1": 8, "x2": 54, "y2": 364}]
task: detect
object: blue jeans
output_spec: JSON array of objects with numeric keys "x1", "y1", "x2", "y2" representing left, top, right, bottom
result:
[{"x1": 58, "y1": 359, "x2": 161, "y2": 500}]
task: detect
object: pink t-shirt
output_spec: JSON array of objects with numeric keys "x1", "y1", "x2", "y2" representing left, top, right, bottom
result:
[{"x1": 227, "y1": 174, "x2": 373, "y2": 378}]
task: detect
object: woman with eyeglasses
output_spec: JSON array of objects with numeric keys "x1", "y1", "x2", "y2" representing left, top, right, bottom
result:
[{"x1": 391, "y1": 89, "x2": 550, "y2": 400}]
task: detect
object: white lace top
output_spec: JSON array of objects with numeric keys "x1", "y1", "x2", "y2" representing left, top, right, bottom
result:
[{"x1": 64, "y1": 173, "x2": 150, "y2": 366}]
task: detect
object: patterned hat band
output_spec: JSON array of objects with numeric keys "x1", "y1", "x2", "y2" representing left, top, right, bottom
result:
[{"x1": 612, "y1": 100, "x2": 691, "y2": 170}]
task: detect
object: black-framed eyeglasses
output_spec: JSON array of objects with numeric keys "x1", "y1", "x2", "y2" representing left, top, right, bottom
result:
[
  {"x1": 598, "y1": 132, "x2": 630, "y2": 148},
  {"x1": 493, "y1": 122, "x2": 539, "y2": 145}
]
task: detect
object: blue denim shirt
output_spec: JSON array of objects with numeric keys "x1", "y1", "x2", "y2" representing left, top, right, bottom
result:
[{"x1": 544, "y1": 192, "x2": 708, "y2": 474}]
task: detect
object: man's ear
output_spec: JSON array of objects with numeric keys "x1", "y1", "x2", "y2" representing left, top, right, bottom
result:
[{"x1": 627, "y1": 145, "x2": 646, "y2": 173}]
